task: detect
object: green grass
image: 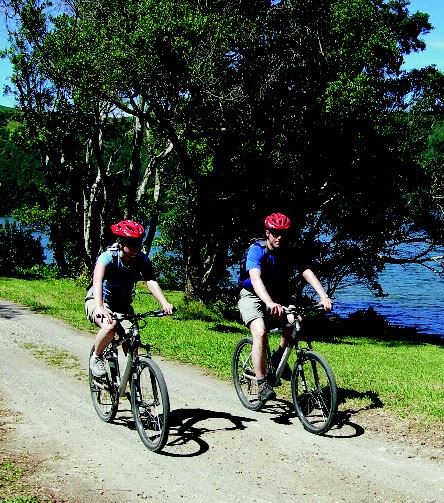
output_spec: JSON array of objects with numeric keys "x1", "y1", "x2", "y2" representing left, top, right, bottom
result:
[
  {"x1": 0, "y1": 456, "x2": 44, "y2": 503},
  {"x1": 0, "y1": 277, "x2": 443, "y2": 431},
  {"x1": 21, "y1": 342, "x2": 87, "y2": 381}
]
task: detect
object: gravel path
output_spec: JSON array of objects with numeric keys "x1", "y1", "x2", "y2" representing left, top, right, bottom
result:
[{"x1": 0, "y1": 299, "x2": 443, "y2": 503}]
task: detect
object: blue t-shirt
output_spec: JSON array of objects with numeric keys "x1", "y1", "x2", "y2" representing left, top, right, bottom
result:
[
  {"x1": 239, "y1": 240, "x2": 290, "y2": 304},
  {"x1": 87, "y1": 248, "x2": 155, "y2": 310}
]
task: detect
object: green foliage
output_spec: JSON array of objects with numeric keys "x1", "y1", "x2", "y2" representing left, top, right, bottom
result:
[
  {"x1": 0, "y1": 220, "x2": 44, "y2": 277},
  {"x1": 150, "y1": 250, "x2": 184, "y2": 291},
  {"x1": 422, "y1": 120, "x2": 444, "y2": 221},
  {"x1": 0, "y1": 108, "x2": 42, "y2": 215},
  {"x1": 15, "y1": 264, "x2": 59, "y2": 280},
  {"x1": 1, "y1": 496, "x2": 41, "y2": 503}
]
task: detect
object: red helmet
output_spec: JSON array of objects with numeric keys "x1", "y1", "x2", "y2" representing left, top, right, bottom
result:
[
  {"x1": 264, "y1": 212, "x2": 292, "y2": 231},
  {"x1": 110, "y1": 220, "x2": 145, "y2": 239}
]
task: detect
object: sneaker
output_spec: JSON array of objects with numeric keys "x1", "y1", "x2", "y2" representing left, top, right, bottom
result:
[
  {"x1": 271, "y1": 350, "x2": 292, "y2": 381},
  {"x1": 258, "y1": 381, "x2": 276, "y2": 402},
  {"x1": 90, "y1": 354, "x2": 106, "y2": 377}
]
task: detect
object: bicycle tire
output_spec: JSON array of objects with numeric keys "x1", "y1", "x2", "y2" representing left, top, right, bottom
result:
[
  {"x1": 89, "y1": 345, "x2": 119, "y2": 422},
  {"x1": 131, "y1": 356, "x2": 170, "y2": 452},
  {"x1": 291, "y1": 350, "x2": 337, "y2": 434},
  {"x1": 232, "y1": 338, "x2": 264, "y2": 411}
]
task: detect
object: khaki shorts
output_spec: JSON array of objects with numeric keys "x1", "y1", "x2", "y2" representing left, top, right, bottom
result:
[
  {"x1": 84, "y1": 297, "x2": 112, "y2": 324},
  {"x1": 238, "y1": 288, "x2": 266, "y2": 326},
  {"x1": 84, "y1": 298, "x2": 134, "y2": 328}
]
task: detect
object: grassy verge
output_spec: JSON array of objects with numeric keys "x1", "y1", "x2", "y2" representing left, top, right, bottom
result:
[
  {"x1": 0, "y1": 277, "x2": 443, "y2": 436},
  {"x1": 0, "y1": 392, "x2": 50, "y2": 503}
]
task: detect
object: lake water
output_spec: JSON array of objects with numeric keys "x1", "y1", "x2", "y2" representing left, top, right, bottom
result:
[
  {"x1": 2, "y1": 216, "x2": 443, "y2": 339},
  {"x1": 333, "y1": 261, "x2": 444, "y2": 339}
]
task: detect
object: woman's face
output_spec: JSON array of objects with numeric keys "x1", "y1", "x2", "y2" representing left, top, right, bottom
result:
[{"x1": 121, "y1": 239, "x2": 142, "y2": 259}]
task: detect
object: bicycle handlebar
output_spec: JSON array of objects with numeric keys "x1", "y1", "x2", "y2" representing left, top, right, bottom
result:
[
  {"x1": 283, "y1": 304, "x2": 324, "y2": 314},
  {"x1": 96, "y1": 309, "x2": 172, "y2": 321},
  {"x1": 114, "y1": 310, "x2": 170, "y2": 321}
]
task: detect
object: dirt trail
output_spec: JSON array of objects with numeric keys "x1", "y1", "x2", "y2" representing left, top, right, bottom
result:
[{"x1": 0, "y1": 299, "x2": 443, "y2": 503}]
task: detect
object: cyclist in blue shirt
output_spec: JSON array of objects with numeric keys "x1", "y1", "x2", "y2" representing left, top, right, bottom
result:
[
  {"x1": 238, "y1": 212, "x2": 332, "y2": 402},
  {"x1": 85, "y1": 219, "x2": 173, "y2": 377}
]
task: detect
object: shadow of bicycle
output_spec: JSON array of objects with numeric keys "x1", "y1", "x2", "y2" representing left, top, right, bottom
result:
[
  {"x1": 325, "y1": 387, "x2": 384, "y2": 439},
  {"x1": 162, "y1": 408, "x2": 257, "y2": 457},
  {"x1": 255, "y1": 387, "x2": 384, "y2": 439},
  {"x1": 112, "y1": 406, "x2": 257, "y2": 457}
]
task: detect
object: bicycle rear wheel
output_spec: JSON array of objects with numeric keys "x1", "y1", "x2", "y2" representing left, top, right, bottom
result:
[
  {"x1": 291, "y1": 350, "x2": 337, "y2": 434},
  {"x1": 89, "y1": 345, "x2": 119, "y2": 422},
  {"x1": 131, "y1": 356, "x2": 170, "y2": 452},
  {"x1": 232, "y1": 338, "x2": 264, "y2": 411}
]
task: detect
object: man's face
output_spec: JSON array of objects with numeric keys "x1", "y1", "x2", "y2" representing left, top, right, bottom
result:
[
  {"x1": 266, "y1": 229, "x2": 288, "y2": 250},
  {"x1": 121, "y1": 238, "x2": 142, "y2": 259}
]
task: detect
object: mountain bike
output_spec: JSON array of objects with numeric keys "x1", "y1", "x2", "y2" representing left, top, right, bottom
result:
[
  {"x1": 232, "y1": 305, "x2": 337, "y2": 434},
  {"x1": 89, "y1": 310, "x2": 170, "y2": 452}
]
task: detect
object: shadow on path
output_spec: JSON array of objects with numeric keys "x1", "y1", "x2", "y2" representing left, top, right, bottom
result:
[
  {"x1": 255, "y1": 387, "x2": 383, "y2": 440},
  {"x1": 112, "y1": 406, "x2": 257, "y2": 457}
]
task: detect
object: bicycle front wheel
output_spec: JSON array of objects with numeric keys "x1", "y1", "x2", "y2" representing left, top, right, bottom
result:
[
  {"x1": 89, "y1": 345, "x2": 119, "y2": 423},
  {"x1": 291, "y1": 350, "x2": 337, "y2": 434},
  {"x1": 232, "y1": 338, "x2": 263, "y2": 411},
  {"x1": 131, "y1": 357, "x2": 170, "y2": 452}
]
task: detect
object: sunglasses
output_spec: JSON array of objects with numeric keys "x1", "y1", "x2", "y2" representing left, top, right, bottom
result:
[
  {"x1": 268, "y1": 229, "x2": 288, "y2": 238},
  {"x1": 122, "y1": 238, "x2": 143, "y2": 248}
]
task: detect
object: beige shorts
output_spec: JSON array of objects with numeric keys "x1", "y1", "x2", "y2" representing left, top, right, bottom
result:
[
  {"x1": 84, "y1": 298, "x2": 134, "y2": 330},
  {"x1": 238, "y1": 288, "x2": 266, "y2": 326},
  {"x1": 84, "y1": 297, "x2": 112, "y2": 324}
]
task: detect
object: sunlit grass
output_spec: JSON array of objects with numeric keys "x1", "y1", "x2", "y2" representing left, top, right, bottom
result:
[{"x1": 21, "y1": 342, "x2": 87, "y2": 381}]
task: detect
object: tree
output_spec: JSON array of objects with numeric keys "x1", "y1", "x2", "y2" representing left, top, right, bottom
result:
[
  {"x1": 0, "y1": 219, "x2": 44, "y2": 276},
  {"x1": 3, "y1": 0, "x2": 444, "y2": 300}
]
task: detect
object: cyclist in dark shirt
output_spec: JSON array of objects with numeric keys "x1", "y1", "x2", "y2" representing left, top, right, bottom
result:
[
  {"x1": 85, "y1": 220, "x2": 173, "y2": 377},
  {"x1": 238, "y1": 212, "x2": 332, "y2": 402}
]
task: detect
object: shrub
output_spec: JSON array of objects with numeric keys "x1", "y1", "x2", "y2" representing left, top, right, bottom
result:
[{"x1": 0, "y1": 220, "x2": 45, "y2": 277}]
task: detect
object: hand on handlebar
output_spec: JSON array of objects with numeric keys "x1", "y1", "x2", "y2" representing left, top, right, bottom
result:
[
  {"x1": 95, "y1": 305, "x2": 114, "y2": 324},
  {"x1": 266, "y1": 301, "x2": 284, "y2": 318},
  {"x1": 319, "y1": 296, "x2": 333, "y2": 312},
  {"x1": 161, "y1": 302, "x2": 174, "y2": 315}
]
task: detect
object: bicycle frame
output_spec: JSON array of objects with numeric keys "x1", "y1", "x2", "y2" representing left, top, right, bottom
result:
[
  {"x1": 267, "y1": 311, "x2": 298, "y2": 386},
  {"x1": 104, "y1": 314, "x2": 148, "y2": 398},
  {"x1": 268, "y1": 308, "x2": 314, "y2": 386}
]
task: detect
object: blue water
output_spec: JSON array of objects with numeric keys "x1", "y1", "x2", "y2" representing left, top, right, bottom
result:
[{"x1": 333, "y1": 261, "x2": 444, "y2": 339}]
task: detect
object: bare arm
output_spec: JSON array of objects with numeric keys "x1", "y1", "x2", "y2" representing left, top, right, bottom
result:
[
  {"x1": 249, "y1": 267, "x2": 283, "y2": 317},
  {"x1": 146, "y1": 280, "x2": 174, "y2": 314},
  {"x1": 301, "y1": 269, "x2": 332, "y2": 311},
  {"x1": 92, "y1": 261, "x2": 113, "y2": 323}
]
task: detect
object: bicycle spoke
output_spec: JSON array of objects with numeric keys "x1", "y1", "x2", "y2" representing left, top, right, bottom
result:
[
  {"x1": 89, "y1": 346, "x2": 119, "y2": 423},
  {"x1": 233, "y1": 338, "x2": 264, "y2": 411},
  {"x1": 131, "y1": 357, "x2": 170, "y2": 452},
  {"x1": 291, "y1": 351, "x2": 337, "y2": 434}
]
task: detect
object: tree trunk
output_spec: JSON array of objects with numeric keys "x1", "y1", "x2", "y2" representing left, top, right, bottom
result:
[{"x1": 124, "y1": 109, "x2": 146, "y2": 219}]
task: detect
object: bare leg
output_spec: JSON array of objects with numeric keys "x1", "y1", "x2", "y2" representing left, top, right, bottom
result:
[
  {"x1": 278, "y1": 313, "x2": 294, "y2": 351},
  {"x1": 249, "y1": 317, "x2": 268, "y2": 380},
  {"x1": 94, "y1": 319, "x2": 117, "y2": 355}
]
